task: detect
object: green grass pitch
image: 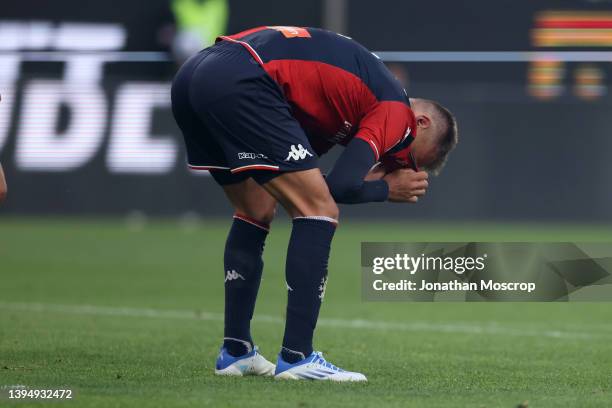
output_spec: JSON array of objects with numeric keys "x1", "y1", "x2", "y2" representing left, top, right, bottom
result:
[{"x1": 1, "y1": 217, "x2": 611, "y2": 407}]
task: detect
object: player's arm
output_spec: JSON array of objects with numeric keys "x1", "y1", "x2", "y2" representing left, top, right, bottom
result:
[
  {"x1": 325, "y1": 138, "x2": 389, "y2": 204},
  {"x1": 326, "y1": 100, "x2": 428, "y2": 203},
  {"x1": 325, "y1": 139, "x2": 427, "y2": 204},
  {"x1": 0, "y1": 162, "x2": 7, "y2": 204}
]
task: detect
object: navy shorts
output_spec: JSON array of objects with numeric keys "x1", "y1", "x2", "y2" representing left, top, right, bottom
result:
[{"x1": 171, "y1": 41, "x2": 318, "y2": 185}]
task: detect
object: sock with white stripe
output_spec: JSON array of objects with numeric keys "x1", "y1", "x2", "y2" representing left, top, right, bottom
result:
[
  {"x1": 281, "y1": 217, "x2": 336, "y2": 363},
  {"x1": 223, "y1": 214, "x2": 269, "y2": 357}
]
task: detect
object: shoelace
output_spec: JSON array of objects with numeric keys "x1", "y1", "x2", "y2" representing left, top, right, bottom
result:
[{"x1": 312, "y1": 351, "x2": 342, "y2": 371}]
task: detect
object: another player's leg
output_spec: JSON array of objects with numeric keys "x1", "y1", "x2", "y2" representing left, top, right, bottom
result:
[
  {"x1": 214, "y1": 175, "x2": 277, "y2": 376},
  {"x1": 258, "y1": 169, "x2": 367, "y2": 382}
]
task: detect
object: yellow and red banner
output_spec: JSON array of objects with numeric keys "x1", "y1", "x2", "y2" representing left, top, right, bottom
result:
[{"x1": 533, "y1": 11, "x2": 612, "y2": 47}]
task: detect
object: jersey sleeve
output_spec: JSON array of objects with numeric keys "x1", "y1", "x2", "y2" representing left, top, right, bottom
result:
[{"x1": 354, "y1": 101, "x2": 415, "y2": 161}]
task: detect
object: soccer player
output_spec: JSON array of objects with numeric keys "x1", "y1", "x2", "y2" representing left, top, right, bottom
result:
[
  {"x1": 0, "y1": 163, "x2": 6, "y2": 204},
  {"x1": 171, "y1": 26, "x2": 458, "y2": 382}
]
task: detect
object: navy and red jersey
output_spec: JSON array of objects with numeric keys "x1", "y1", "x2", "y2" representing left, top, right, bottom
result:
[{"x1": 217, "y1": 26, "x2": 417, "y2": 169}]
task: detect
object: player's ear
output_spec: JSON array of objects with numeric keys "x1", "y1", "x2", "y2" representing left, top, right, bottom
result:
[{"x1": 416, "y1": 114, "x2": 431, "y2": 129}]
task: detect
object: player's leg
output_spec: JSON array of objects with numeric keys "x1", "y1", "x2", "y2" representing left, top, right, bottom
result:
[
  {"x1": 254, "y1": 169, "x2": 366, "y2": 382},
  {"x1": 209, "y1": 173, "x2": 277, "y2": 376},
  {"x1": 218, "y1": 175, "x2": 276, "y2": 357},
  {"x1": 171, "y1": 48, "x2": 276, "y2": 376},
  {"x1": 261, "y1": 168, "x2": 337, "y2": 360}
]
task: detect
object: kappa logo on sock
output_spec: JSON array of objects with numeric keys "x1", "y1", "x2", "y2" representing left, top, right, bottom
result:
[
  {"x1": 318, "y1": 277, "x2": 328, "y2": 301},
  {"x1": 225, "y1": 269, "x2": 245, "y2": 282},
  {"x1": 285, "y1": 144, "x2": 313, "y2": 161}
]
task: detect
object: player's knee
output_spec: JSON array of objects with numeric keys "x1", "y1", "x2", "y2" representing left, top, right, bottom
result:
[
  {"x1": 236, "y1": 203, "x2": 276, "y2": 226},
  {"x1": 322, "y1": 199, "x2": 339, "y2": 220},
  {"x1": 295, "y1": 194, "x2": 339, "y2": 221},
  {"x1": 254, "y1": 205, "x2": 276, "y2": 225}
]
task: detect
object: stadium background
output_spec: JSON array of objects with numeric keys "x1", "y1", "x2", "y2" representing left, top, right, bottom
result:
[
  {"x1": 2, "y1": 0, "x2": 612, "y2": 220},
  {"x1": 1, "y1": 1, "x2": 612, "y2": 407}
]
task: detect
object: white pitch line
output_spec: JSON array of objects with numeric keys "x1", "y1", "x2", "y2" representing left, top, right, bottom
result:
[{"x1": 0, "y1": 302, "x2": 605, "y2": 341}]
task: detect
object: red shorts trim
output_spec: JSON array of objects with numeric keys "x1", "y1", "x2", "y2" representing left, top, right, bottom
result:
[
  {"x1": 230, "y1": 164, "x2": 280, "y2": 174},
  {"x1": 234, "y1": 213, "x2": 270, "y2": 231},
  {"x1": 188, "y1": 164, "x2": 230, "y2": 171}
]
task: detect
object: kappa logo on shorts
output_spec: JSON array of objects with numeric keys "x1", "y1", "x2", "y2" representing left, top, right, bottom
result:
[
  {"x1": 238, "y1": 152, "x2": 268, "y2": 160},
  {"x1": 285, "y1": 144, "x2": 313, "y2": 161}
]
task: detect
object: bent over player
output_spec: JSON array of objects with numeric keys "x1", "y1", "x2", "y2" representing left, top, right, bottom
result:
[{"x1": 171, "y1": 26, "x2": 458, "y2": 382}]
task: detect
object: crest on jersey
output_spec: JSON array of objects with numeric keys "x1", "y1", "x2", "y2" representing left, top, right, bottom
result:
[{"x1": 268, "y1": 26, "x2": 311, "y2": 38}]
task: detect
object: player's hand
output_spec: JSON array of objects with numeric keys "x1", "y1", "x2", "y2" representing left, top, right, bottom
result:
[{"x1": 383, "y1": 169, "x2": 428, "y2": 203}]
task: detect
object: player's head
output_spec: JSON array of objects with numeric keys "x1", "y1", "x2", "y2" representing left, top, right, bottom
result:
[{"x1": 408, "y1": 98, "x2": 458, "y2": 175}]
